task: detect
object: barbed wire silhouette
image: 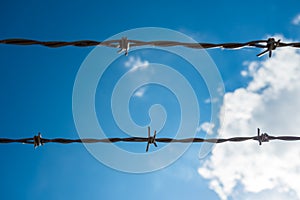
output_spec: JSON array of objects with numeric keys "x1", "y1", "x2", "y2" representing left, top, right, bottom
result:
[
  {"x1": 1, "y1": 38, "x2": 300, "y2": 151},
  {"x1": 1, "y1": 128, "x2": 300, "y2": 152},
  {"x1": 1, "y1": 37, "x2": 300, "y2": 57}
]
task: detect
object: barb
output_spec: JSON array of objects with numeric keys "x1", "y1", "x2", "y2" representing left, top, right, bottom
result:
[
  {"x1": 1, "y1": 38, "x2": 300, "y2": 57},
  {"x1": 1, "y1": 128, "x2": 300, "y2": 151},
  {"x1": 146, "y1": 127, "x2": 157, "y2": 152},
  {"x1": 257, "y1": 38, "x2": 281, "y2": 58},
  {"x1": 117, "y1": 37, "x2": 130, "y2": 56}
]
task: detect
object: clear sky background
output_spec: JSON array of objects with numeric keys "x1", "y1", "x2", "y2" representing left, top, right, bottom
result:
[{"x1": 1, "y1": 0, "x2": 300, "y2": 200}]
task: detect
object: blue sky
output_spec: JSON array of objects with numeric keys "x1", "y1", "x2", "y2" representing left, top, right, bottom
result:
[{"x1": 1, "y1": 0, "x2": 300, "y2": 199}]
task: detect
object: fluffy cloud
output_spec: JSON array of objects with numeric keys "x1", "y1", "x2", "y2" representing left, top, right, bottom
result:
[
  {"x1": 198, "y1": 36, "x2": 300, "y2": 200},
  {"x1": 125, "y1": 56, "x2": 149, "y2": 72},
  {"x1": 197, "y1": 122, "x2": 215, "y2": 135},
  {"x1": 292, "y1": 14, "x2": 300, "y2": 25}
]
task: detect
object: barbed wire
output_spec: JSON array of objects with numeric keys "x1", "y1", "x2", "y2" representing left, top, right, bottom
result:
[
  {"x1": 1, "y1": 128, "x2": 300, "y2": 152},
  {"x1": 1, "y1": 37, "x2": 300, "y2": 57},
  {"x1": 1, "y1": 38, "x2": 300, "y2": 151}
]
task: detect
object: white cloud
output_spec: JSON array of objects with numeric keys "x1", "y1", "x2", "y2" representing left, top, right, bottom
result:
[
  {"x1": 241, "y1": 61, "x2": 258, "y2": 77},
  {"x1": 125, "y1": 56, "x2": 149, "y2": 72},
  {"x1": 204, "y1": 97, "x2": 219, "y2": 104},
  {"x1": 133, "y1": 87, "x2": 146, "y2": 97},
  {"x1": 292, "y1": 14, "x2": 300, "y2": 25},
  {"x1": 124, "y1": 56, "x2": 149, "y2": 98},
  {"x1": 240, "y1": 70, "x2": 248, "y2": 77},
  {"x1": 197, "y1": 122, "x2": 215, "y2": 135},
  {"x1": 198, "y1": 36, "x2": 300, "y2": 200}
]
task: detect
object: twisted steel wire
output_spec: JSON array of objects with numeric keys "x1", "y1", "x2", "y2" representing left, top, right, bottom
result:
[
  {"x1": 1, "y1": 38, "x2": 300, "y2": 150},
  {"x1": 1, "y1": 128, "x2": 300, "y2": 151},
  {"x1": 2, "y1": 135, "x2": 300, "y2": 144},
  {"x1": 1, "y1": 38, "x2": 300, "y2": 57}
]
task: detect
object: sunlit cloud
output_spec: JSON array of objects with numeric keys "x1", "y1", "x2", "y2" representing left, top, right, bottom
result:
[
  {"x1": 197, "y1": 122, "x2": 215, "y2": 135},
  {"x1": 198, "y1": 35, "x2": 300, "y2": 200},
  {"x1": 125, "y1": 56, "x2": 149, "y2": 72}
]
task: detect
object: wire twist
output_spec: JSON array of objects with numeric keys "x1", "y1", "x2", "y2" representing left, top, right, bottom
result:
[
  {"x1": 1, "y1": 128, "x2": 300, "y2": 152},
  {"x1": 1, "y1": 38, "x2": 300, "y2": 57}
]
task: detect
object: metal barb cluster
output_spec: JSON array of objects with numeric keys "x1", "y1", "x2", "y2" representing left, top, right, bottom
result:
[
  {"x1": 257, "y1": 128, "x2": 269, "y2": 145},
  {"x1": 33, "y1": 132, "x2": 43, "y2": 148},
  {"x1": 1, "y1": 37, "x2": 300, "y2": 57},
  {"x1": 117, "y1": 37, "x2": 130, "y2": 56},
  {"x1": 257, "y1": 38, "x2": 281, "y2": 58},
  {"x1": 146, "y1": 126, "x2": 157, "y2": 152}
]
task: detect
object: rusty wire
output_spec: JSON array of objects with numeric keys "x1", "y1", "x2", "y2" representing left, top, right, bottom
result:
[
  {"x1": 1, "y1": 37, "x2": 300, "y2": 57},
  {"x1": 1, "y1": 128, "x2": 300, "y2": 152}
]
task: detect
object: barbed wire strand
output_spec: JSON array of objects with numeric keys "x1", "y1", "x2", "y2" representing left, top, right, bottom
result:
[
  {"x1": 1, "y1": 128, "x2": 300, "y2": 152},
  {"x1": 1, "y1": 37, "x2": 300, "y2": 57}
]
